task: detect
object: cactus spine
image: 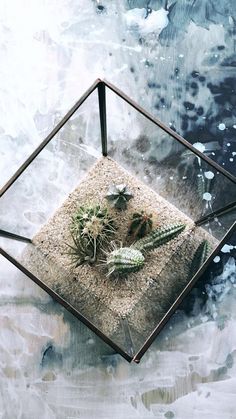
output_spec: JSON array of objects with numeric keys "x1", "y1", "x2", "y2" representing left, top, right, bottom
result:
[
  {"x1": 133, "y1": 223, "x2": 186, "y2": 252},
  {"x1": 106, "y1": 247, "x2": 145, "y2": 276}
]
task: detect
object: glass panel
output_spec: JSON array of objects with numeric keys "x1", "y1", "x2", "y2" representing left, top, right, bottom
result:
[
  {"x1": 162, "y1": 228, "x2": 236, "y2": 344},
  {"x1": 0, "y1": 89, "x2": 100, "y2": 238},
  {"x1": 200, "y1": 206, "x2": 236, "y2": 240},
  {"x1": 104, "y1": 85, "x2": 236, "y2": 355},
  {"x1": 0, "y1": 236, "x2": 133, "y2": 357},
  {"x1": 106, "y1": 88, "x2": 236, "y2": 223},
  {"x1": 1, "y1": 84, "x2": 235, "y2": 360},
  {"x1": 122, "y1": 220, "x2": 236, "y2": 355}
]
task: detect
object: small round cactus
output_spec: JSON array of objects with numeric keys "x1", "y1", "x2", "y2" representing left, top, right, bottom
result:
[
  {"x1": 128, "y1": 211, "x2": 153, "y2": 239},
  {"x1": 105, "y1": 184, "x2": 133, "y2": 210},
  {"x1": 69, "y1": 205, "x2": 116, "y2": 265},
  {"x1": 106, "y1": 246, "x2": 145, "y2": 276}
]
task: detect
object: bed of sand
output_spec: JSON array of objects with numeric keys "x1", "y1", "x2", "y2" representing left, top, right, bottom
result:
[{"x1": 21, "y1": 157, "x2": 218, "y2": 351}]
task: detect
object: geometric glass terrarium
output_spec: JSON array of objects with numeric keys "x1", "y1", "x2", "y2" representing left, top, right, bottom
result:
[{"x1": 1, "y1": 79, "x2": 236, "y2": 363}]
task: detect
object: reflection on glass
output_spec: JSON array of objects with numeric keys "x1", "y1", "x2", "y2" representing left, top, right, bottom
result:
[{"x1": 200, "y1": 206, "x2": 236, "y2": 240}]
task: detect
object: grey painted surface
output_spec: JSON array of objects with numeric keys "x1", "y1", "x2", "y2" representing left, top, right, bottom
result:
[{"x1": 1, "y1": 1, "x2": 236, "y2": 417}]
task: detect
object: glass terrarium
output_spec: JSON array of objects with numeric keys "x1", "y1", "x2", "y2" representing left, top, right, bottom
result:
[{"x1": 1, "y1": 79, "x2": 236, "y2": 363}]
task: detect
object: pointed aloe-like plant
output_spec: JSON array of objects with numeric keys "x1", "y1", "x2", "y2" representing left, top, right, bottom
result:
[{"x1": 128, "y1": 211, "x2": 153, "y2": 239}]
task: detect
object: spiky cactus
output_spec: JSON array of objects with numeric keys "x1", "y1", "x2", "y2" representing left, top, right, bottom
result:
[
  {"x1": 106, "y1": 247, "x2": 145, "y2": 276},
  {"x1": 106, "y1": 223, "x2": 186, "y2": 277},
  {"x1": 69, "y1": 205, "x2": 116, "y2": 266},
  {"x1": 133, "y1": 223, "x2": 186, "y2": 252},
  {"x1": 128, "y1": 211, "x2": 153, "y2": 239},
  {"x1": 190, "y1": 240, "x2": 212, "y2": 276},
  {"x1": 105, "y1": 184, "x2": 133, "y2": 210}
]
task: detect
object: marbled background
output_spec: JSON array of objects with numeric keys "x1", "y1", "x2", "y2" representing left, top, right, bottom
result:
[{"x1": 1, "y1": 1, "x2": 236, "y2": 418}]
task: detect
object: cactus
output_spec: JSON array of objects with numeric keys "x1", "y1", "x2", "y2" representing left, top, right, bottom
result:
[
  {"x1": 105, "y1": 184, "x2": 133, "y2": 210},
  {"x1": 128, "y1": 211, "x2": 153, "y2": 239},
  {"x1": 68, "y1": 205, "x2": 116, "y2": 266},
  {"x1": 71, "y1": 205, "x2": 115, "y2": 240},
  {"x1": 190, "y1": 240, "x2": 212, "y2": 276},
  {"x1": 106, "y1": 246, "x2": 145, "y2": 276},
  {"x1": 133, "y1": 223, "x2": 186, "y2": 252}
]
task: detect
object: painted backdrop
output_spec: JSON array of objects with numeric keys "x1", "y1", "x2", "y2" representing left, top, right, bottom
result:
[{"x1": 0, "y1": 1, "x2": 236, "y2": 418}]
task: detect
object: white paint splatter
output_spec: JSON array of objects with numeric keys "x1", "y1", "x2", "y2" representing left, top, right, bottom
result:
[
  {"x1": 125, "y1": 8, "x2": 169, "y2": 36},
  {"x1": 204, "y1": 171, "x2": 214, "y2": 179},
  {"x1": 221, "y1": 244, "x2": 233, "y2": 253},
  {"x1": 203, "y1": 192, "x2": 212, "y2": 201},
  {"x1": 218, "y1": 123, "x2": 226, "y2": 131},
  {"x1": 193, "y1": 142, "x2": 206, "y2": 153}
]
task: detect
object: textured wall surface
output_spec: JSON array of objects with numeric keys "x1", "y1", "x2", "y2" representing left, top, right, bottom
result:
[{"x1": 1, "y1": 1, "x2": 236, "y2": 418}]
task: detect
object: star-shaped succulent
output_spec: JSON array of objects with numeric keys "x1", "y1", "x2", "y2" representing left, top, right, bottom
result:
[{"x1": 105, "y1": 183, "x2": 133, "y2": 210}]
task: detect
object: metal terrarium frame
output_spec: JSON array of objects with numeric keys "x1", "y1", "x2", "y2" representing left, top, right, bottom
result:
[{"x1": 1, "y1": 79, "x2": 236, "y2": 363}]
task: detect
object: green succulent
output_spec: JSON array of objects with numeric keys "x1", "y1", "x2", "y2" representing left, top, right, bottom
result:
[
  {"x1": 128, "y1": 211, "x2": 153, "y2": 239},
  {"x1": 105, "y1": 183, "x2": 133, "y2": 210},
  {"x1": 106, "y1": 223, "x2": 186, "y2": 277},
  {"x1": 68, "y1": 205, "x2": 116, "y2": 266},
  {"x1": 133, "y1": 223, "x2": 186, "y2": 252},
  {"x1": 106, "y1": 246, "x2": 145, "y2": 276}
]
